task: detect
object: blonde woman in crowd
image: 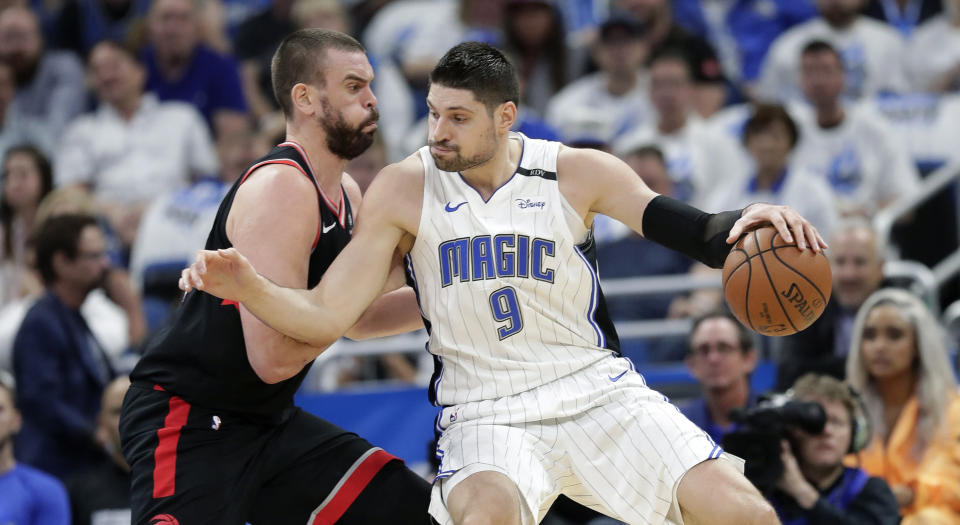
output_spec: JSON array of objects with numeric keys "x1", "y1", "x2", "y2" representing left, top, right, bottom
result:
[{"x1": 847, "y1": 288, "x2": 960, "y2": 524}]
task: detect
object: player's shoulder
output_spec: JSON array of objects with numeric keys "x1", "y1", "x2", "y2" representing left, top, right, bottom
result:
[
  {"x1": 557, "y1": 143, "x2": 616, "y2": 173},
  {"x1": 14, "y1": 463, "x2": 67, "y2": 494},
  {"x1": 362, "y1": 152, "x2": 425, "y2": 202}
]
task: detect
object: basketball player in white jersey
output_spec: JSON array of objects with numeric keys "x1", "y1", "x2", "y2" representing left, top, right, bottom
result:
[{"x1": 181, "y1": 42, "x2": 827, "y2": 525}]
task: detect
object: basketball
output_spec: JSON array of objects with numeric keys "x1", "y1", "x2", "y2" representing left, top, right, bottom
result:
[{"x1": 722, "y1": 226, "x2": 832, "y2": 336}]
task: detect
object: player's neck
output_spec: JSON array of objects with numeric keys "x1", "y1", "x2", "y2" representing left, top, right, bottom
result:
[
  {"x1": 459, "y1": 135, "x2": 522, "y2": 200},
  {"x1": 284, "y1": 127, "x2": 348, "y2": 202},
  {"x1": 705, "y1": 378, "x2": 750, "y2": 426}
]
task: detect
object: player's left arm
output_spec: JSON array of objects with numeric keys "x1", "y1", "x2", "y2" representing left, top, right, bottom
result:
[
  {"x1": 340, "y1": 173, "x2": 424, "y2": 340},
  {"x1": 556, "y1": 146, "x2": 827, "y2": 269}
]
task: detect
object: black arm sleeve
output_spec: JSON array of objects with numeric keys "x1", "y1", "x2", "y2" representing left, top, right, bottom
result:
[
  {"x1": 804, "y1": 478, "x2": 901, "y2": 525},
  {"x1": 641, "y1": 195, "x2": 743, "y2": 269}
]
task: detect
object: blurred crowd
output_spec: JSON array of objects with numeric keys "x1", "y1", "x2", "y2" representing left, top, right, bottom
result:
[{"x1": 1, "y1": 0, "x2": 960, "y2": 523}]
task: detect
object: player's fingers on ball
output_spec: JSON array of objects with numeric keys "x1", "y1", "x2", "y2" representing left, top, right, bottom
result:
[
  {"x1": 788, "y1": 216, "x2": 807, "y2": 250},
  {"x1": 770, "y1": 212, "x2": 793, "y2": 243},
  {"x1": 803, "y1": 222, "x2": 820, "y2": 253}
]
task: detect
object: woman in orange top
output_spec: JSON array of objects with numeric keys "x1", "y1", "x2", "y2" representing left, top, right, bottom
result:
[{"x1": 846, "y1": 288, "x2": 960, "y2": 524}]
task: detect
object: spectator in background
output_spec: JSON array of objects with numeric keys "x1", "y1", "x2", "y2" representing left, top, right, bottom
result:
[
  {"x1": 0, "y1": 146, "x2": 51, "y2": 307},
  {"x1": 790, "y1": 40, "x2": 919, "y2": 217},
  {"x1": 768, "y1": 373, "x2": 900, "y2": 525},
  {"x1": 12, "y1": 214, "x2": 119, "y2": 481},
  {"x1": 55, "y1": 0, "x2": 152, "y2": 56},
  {"x1": 0, "y1": 62, "x2": 51, "y2": 156},
  {"x1": 678, "y1": 310, "x2": 759, "y2": 445},
  {"x1": 614, "y1": 49, "x2": 746, "y2": 208},
  {"x1": 395, "y1": 0, "x2": 503, "y2": 92},
  {"x1": 615, "y1": 0, "x2": 729, "y2": 117},
  {"x1": 0, "y1": 372, "x2": 71, "y2": 525},
  {"x1": 501, "y1": 0, "x2": 581, "y2": 117},
  {"x1": 67, "y1": 375, "x2": 131, "y2": 525},
  {"x1": 707, "y1": 103, "x2": 837, "y2": 238},
  {"x1": 847, "y1": 288, "x2": 960, "y2": 524},
  {"x1": 905, "y1": 0, "x2": 960, "y2": 93},
  {"x1": 56, "y1": 39, "x2": 218, "y2": 252},
  {"x1": 757, "y1": 0, "x2": 908, "y2": 103},
  {"x1": 776, "y1": 218, "x2": 885, "y2": 389},
  {"x1": 232, "y1": 0, "x2": 294, "y2": 123},
  {"x1": 863, "y1": 0, "x2": 941, "y2": 37},
  {"x1": 0, "y1": 6, "x2": 86, "y2": 146},
  {"x1": 546, "y1": 15, "x2": 652, "y2": 147},
  {"x1": 671, "y1": 0, "x2": 818, "y2": 89},
  {"x1": 142, "y1": 0, "x2": 249, "y2": 137},
  {"x1": 128, "y1": 127, "x2": 265, "y2": 329}
]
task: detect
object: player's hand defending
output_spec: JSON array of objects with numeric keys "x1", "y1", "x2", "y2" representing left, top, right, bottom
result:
[
  {"x1": 727, "y1": 203, "x2": 828, "y2": 253},
  {"x1": 179, "y1": 248, "x2": 258, "y2": 303}
]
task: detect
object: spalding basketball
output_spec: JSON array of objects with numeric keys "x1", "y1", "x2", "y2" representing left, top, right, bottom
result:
[{"x1": 722, "y1": 226, "x2": 832, "y2": 336}]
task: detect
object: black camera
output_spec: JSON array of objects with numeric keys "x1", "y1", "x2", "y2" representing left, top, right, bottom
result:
[{"x1": 721, "y1": 394, "x2": 826, "y2": 495}]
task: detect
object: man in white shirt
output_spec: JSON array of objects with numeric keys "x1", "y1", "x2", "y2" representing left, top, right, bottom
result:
[
  {"x1": 546, "y1": 16, "x2": 653, "y2": 147},
  {"x1": 614, "y1": 49, "x2": 746, "y2": 207},
  {"x1": 790, "y1": 40, "x2": 919, "y2": 216},
  {"x1": 708, "y1": 103, "x2": 837, "y2": 238},
  {"x1": 757, "y1": 0, "x2": 907, "y2": 103},
  {"x1": 904, "y1": 0, "x2": 960, "y2": 93},
  {"x1": 55, "y1": 40, "x2": 218, "y2": 248}
]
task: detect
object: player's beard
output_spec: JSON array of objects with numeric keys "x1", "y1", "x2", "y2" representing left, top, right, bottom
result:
[
  {"x1": 429, "y1": 126, "x2": 498, "y2": 172},
  {"x1": 319, "y1": 98, "x2": 378, "y2": 160}
]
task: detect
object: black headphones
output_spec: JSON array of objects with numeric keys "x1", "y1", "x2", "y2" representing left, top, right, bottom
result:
[{"x1": 783, "y1": 382, "x2": 871, "y2": 454}]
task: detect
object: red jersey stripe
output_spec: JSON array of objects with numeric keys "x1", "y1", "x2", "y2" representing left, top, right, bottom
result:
[
  {"x1": 308, "y1": 448, "x2": 397, "y2": 524},
  {"x1": 152, "y1": 392, "x2": 191, "y2": 499}
]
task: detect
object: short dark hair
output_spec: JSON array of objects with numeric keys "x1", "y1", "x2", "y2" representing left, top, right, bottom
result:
[
  {"x1": 688, "y1": 309, "x2": 754, "y2": 354},
  {"x1": 801, "y1": 39, "x2": 843, "y2": 66},
  {"x1": 34, "y1": 214, "x2": 98, "y2": 285},
  {"x1": 429, "y1": 42, "x2": 520, "y2": 113},
  {"x1": 271, "y1": 29, "x2": 366, "y2": 118},
  {"x1": 742, "y1": 103, "x2": 799, "y2": 148},
  {"x1": 649, "y1": 46, "x2": 693, "y2": 77}
]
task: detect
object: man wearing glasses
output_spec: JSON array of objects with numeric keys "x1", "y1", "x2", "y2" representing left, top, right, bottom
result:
[
  {"x1": 12, "y1": 213, "x2": 117, "y2": 481},
  {"x1": 679, "y1": 310, "x2": 760, "y2": 444}
]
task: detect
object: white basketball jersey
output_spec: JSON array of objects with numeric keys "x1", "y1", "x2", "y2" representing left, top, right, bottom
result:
[{"x1": 405, "y1": 132, "x2": 620, "y2": 407}]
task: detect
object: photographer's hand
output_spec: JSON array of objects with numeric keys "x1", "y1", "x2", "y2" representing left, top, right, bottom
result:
[{"x1": 776, "y1": 439, "x2": 820, "y2": 509}]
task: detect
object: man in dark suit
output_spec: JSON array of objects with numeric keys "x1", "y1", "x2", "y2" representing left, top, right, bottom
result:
[
  {"x1": 12, "y1": 214, "x2": 116, "y2": 481},
  {"x1": 775, "y1": 217, "x2": 885, "y2": 390}
]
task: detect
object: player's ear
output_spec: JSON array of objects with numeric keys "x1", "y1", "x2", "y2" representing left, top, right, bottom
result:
[
  {"x1": 495, "y1": 101, "x2": 517, "y2": 134},
  {"x1": 291, "y1": 83, "x2": 317, "y2": 117}
]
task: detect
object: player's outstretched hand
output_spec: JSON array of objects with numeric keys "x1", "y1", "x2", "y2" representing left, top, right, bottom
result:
[
  {"x1": 726, "y1": 203, "x2": 829, "y2": 253},
  {"x1": 179, "y1": 248, "x2": 258, "y2": 302}
]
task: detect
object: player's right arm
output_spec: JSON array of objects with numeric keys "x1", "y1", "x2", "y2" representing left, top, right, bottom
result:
[
  {"x1": 183, "y1": 155, "x2": 423, "y2": 355},
  {"x1": 224, "y1": 163, "x2": 329, "y2": 384}
]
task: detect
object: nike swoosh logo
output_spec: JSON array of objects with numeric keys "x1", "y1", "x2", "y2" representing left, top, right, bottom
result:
[
  {"x1": 322, "y1": 222, "x2": 336, "y2": 234},
  {"x1": 608, "y1": 370, "x2": 628, "y2": 382},
  {"x1": 444, "y1": 201, "x2": 467, "y2": 212}
]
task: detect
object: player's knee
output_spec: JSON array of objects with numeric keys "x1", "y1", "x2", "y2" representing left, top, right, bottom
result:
[{"x1": 449, "y1": 472, "x2": 523, "y2": 525}]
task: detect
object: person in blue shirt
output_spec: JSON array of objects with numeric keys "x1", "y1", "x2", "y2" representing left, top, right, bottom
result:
[
  {"x1": 671, "y1": 0, "x2": 818, "y2": 87},
  {"x1": 679, "y1": 310, "x2": 760, "y2": 444},
  {"x1": 142, "y1": 0, "x2": 250, "y2": 137},
  {"x1": 0, "y1": 372, "x2": 72, "y2": 525}
]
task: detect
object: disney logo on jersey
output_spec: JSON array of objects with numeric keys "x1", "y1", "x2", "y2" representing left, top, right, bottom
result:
[
  {"x1": 439, "y1": 234, "x2": 556, "y2": 287},
  {"x1": 515, "y1": 197, "x2": 546, "y2": 211}
]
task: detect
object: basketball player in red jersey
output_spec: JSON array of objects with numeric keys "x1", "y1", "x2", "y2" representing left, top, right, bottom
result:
[{"x1": 119, "y1": 29, "x2": 431, "y2": 524}]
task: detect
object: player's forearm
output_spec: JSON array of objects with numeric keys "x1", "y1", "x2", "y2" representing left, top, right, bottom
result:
[
  {"x1": 641, "y1": 195, "x2": 743, "y2": 268},
  {"x1": 242, "y1": 273, "x2": 349, "y2": 348},
  {"x1": 345, "y1": 287, "x2": 424, "y2": 340}
]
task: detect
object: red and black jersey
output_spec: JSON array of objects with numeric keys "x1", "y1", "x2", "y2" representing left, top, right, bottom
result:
[{"x1": 130, "y1": 141, "x2": 354, "y2": 424}]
